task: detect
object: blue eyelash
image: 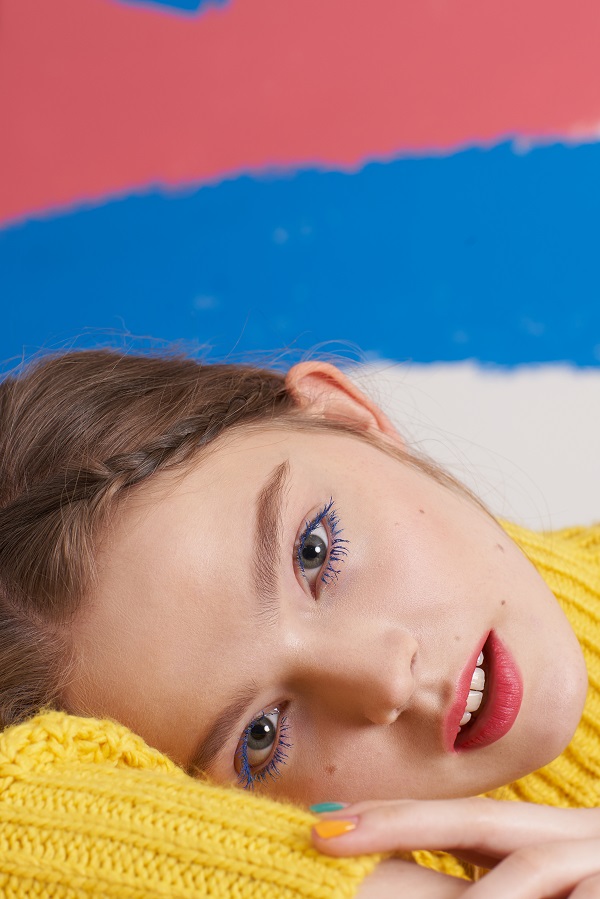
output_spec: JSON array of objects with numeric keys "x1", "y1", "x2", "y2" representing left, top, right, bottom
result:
[
  {"x1": 237, "y1": 712, "x2": 291, "y2": 790},
  {"x1": 297, "y1": 498, "x2": 350, "y2": 586}
]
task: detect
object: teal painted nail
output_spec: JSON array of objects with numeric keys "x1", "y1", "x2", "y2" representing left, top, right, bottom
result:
[{"x1": 310, "y1": 801, "x2": 347, "y2": 813}]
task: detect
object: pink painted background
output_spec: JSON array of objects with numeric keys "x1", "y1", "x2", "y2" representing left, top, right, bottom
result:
[{"x1": 2, "y1": 0, "x2": 600, "y2": 224}]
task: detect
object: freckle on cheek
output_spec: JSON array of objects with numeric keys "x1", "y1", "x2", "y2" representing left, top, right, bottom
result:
[
  {"x1": 454, "y1": 635, "x2": 461, "y2": 642},
  {"x1": 419, "y1": 509, "x2": 425, "y2": 515},
  {"x1": 325, "y1": 764, "x2": 337, "y2": 776},
  {"x1": 496, "y1": 543, "x2": 505, "y2": 553},
  {"x1": 501, "y1": 600, "x2": 506, "y2": 606}
]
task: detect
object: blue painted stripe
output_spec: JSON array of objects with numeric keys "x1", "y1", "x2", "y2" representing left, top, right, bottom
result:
[
  {"x1": 117, "y1": 0, "x2": 228, "y2": 12},
  {"x1": 1, "y1": 141, "x2": 600, "y2": 369}
]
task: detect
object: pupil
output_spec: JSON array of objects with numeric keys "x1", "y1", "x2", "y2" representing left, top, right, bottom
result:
[
  {"x1": 248, "y1": 716, "x2": 275, "y2": 751},
  {"x1": 301, "y1": 534, "x2": 327, "y2": 569}
]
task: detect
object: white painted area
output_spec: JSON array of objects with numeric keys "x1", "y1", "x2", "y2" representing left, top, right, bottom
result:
[{"x1": 351, "y1": 362, "x2": 600, "y2": 529}]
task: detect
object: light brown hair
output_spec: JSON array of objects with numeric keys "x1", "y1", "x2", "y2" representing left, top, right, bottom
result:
[{"x1": 0, "y1": 349, "x2": 479, "y2": 732}]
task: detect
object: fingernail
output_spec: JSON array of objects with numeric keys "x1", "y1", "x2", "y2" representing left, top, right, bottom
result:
[
  {"x1": 310, "y1": 802, "x2": 347, "y2": 813},
  {"x1": 313, "y1": 818, "x2": 358, "y2": 839}
]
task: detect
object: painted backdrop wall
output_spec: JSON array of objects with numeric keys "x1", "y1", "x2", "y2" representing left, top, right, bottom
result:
[
  {"x1": 1, "y1": 0, "x2": 599, "y2": 525},
  {"x1": 2, "y1": 0, "x2": 600, "y2": 367}
]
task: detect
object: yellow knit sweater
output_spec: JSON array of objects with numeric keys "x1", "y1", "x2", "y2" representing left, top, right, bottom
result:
[
  {"x1": 0, "y1": 522, "x2": 598, "y2": 896},
  {"x1": 0, "y1": 713, "x2": 380, "y2": 897}
]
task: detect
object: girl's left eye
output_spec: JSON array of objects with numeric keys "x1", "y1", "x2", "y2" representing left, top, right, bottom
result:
[
  {"x1": 297, "y1": 522, "x2": 329, "y2": 582},
  {"x1": 235, "y1": 707, "x2": 291, "y2": 790},
  {"x1": 295, "y1": 498, "x2": 349, "y2": 594}
]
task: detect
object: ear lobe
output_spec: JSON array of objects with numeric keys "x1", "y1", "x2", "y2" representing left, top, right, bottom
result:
[{"x1": 285, "y1": 361, "x2": 403, "y2": 442}]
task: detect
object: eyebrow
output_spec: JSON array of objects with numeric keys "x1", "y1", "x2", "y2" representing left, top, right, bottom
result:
[
  {"x1": 252, "y1": 458, "x2": 290, "y2": 625},
  {"x1": 186, "y1": 459, "x2": 291, "y2": 775},
  {"x1": 186, "y1": 682, "x2": 258, "y2": 776}
]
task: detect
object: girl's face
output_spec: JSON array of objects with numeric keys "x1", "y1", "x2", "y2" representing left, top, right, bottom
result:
[{"x1": 68, "y1": 366, "x2": 587, "y2": 805}]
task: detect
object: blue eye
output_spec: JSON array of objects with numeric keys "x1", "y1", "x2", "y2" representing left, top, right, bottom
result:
[
  {"x1": 236, "y1": 707, "x2": 291, "y2": 790},
  {"x1": 296, "y1": 498, "x2": 349, "y2": 592}
]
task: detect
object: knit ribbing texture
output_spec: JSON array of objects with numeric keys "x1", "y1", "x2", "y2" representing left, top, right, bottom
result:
[{"x1": 0, "y1": 713, "x2": 380, "y2": 897}]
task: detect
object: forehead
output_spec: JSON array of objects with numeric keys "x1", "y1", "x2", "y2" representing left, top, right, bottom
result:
[{"x1": 94, "y1": 426, "x2": 297, "y2": 616}]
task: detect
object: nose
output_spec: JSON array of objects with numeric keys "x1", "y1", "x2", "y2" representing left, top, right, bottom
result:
[{"x1": 294, "y1": 623, "x2": 418, "y2": 726}]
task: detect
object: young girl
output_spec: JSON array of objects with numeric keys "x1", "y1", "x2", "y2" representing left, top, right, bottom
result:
[{"x1": 0, "y1": 348, "x2": 598, "y2": 897}]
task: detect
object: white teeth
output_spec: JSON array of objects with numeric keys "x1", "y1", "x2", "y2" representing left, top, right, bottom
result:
[
  {"x1": 457, "y1": 651, "x2": 487, "y2": 732},
  {"x1": 466, "y1": 690, "x2": 483, "y2": 713},
  {"x1": 470, "y1": 667, "x2": 485, "y2": 691}
]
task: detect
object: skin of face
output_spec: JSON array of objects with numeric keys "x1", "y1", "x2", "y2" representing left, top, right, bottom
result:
[{"x1": 66, "y1": 364, "x2": 588, "y2": 807}]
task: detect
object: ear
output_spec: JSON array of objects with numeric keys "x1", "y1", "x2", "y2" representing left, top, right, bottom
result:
[{"x1": 285, "y1": 361, "x2": 403, "y2": 443}]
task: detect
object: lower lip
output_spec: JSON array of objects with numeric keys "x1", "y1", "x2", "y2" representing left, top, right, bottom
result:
[{"x1": 445, "y1": 631, "x2": 523, "y2": 753}]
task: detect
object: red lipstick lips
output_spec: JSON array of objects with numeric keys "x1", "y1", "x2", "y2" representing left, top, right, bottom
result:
[{"x1": 445, "y1": 631, "x2": 523, "y2": 753}]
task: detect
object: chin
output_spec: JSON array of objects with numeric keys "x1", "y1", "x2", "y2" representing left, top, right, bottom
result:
[
  {"x1": 464, "y1": 698, "x2": 587, "y2": 797},
  {"x1": 519, "y1": 627, "x2": 590, "y2": 768},
  {"x1": 521, "y1": 681, "x2": 588, "y2": 775}
]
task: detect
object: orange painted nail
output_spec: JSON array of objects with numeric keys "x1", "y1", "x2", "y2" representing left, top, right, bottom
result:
[{"x1": 314, "y1": 818, "x2": 358, "y2": 839}]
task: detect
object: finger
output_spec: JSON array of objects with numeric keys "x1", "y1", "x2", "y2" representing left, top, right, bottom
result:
[
  {"x1": 464, "y1": 838, "x2": 600, "y2": 899},
  {"x1": 311, "y1": 798, "x2": 598, "y2": 860},
  {"x1": 570, "y1": 872, "x2": 600, "y2": 898}
]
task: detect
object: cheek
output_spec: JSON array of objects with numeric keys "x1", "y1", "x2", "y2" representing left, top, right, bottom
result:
[
  {"x1": 271, "y1": 723, "x2": 417, "y2": 805},
  {"x1": 366, "y1": 519, "x2": 469, "y2": 625}
]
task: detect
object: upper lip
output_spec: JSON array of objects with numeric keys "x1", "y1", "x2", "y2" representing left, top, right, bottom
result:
[{"x1": 443, "y1": 632, "x2": 489, "y2": 753}]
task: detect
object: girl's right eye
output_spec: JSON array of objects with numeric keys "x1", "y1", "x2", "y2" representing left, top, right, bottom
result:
[
  {"x1": 246, "y1": 710, "x2": 280, "y2": 765},
  {"x1": 235, "y1": 707, "x2": 291, "y2": 790}
]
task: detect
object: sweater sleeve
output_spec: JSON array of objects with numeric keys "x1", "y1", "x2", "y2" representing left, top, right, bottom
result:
[{"x1": 0, "y1": 711, "x2": 380, "y2": 898}]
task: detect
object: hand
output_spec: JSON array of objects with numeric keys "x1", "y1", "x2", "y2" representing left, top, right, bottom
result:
[
  {"x1": 356, "y1": 857, "x2": 469, "y2": 899},
  {"x1": 311, "y1": 798, "x2": 600, "y2": 897}
]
